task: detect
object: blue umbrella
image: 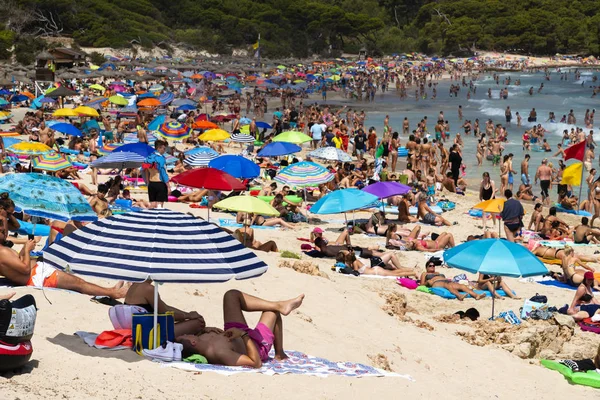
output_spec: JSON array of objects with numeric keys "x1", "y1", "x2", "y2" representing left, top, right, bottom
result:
[
  {"x1": 255, "y1": 121, "x2": 272, "y2": 129},
  {"x1": 0, "y1": 89, "x2": 11, "y2": 95},
  {"x1": 257, "y1": 142, "x2": 301, "y2": 157},
  {"x1": 2, "y1": 137, "x2": 21, "y2": 147},
  {"x1": 239, "y1": 117, "x2": 252, "y2": 125},
  {"x1": 81, "y1": 119, "x2": 101, "y2": 134},
  {"x1": 185, "y1": 146, "x2": 219, "y2": 157},
  {"x1": 39, "y1": 97, "x2": 56, "y2": 104},
  {"x1": 51, "y1": 123, "x2": 82, "y2": 136},
  {"x1": 172, "y1": 98, "x2": 196, "y2": 107},
  {"x1": 148, "y1": 115, "x2": 166, "y2": 131},
  {"x1": 209, "y1": 155, "x2": 260, "y2": 179},
  {"x1": 0, "y1": 173, "x2": 97, "y2": 222},
  {"x1": 444, "y1": 239, "x2": 548, "y2": 318},
  {"x1": 91, "y1": 151, "x2": 145, "y2": 169},
  {"x1": 177, "y1": 104, "x2": 196, "y2": 111},
  {"x1": 310, "y1": 189, "x2": 378, "y2": 215},
  {"x1": 10, "y1": 95, "x2": 28, "y2": 103},
  {"x1": 112, "y1": 142, "x2": 155, "y2": 157}
]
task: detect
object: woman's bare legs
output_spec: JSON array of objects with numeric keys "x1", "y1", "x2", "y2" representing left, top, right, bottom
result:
[
  {"x1": 448, "y1": 282, "x2": 485, "y2": 300},
  {"x1": 363, "y1": 267, "x2": 417, "y2": 277},
  {"x1": 262, "y1": 218, "x2": 294, "y2": 229},
  {"x1": 436, "y1": 233, "x2": 455, "y2": 248},
  {"x1": 333, "y1": 230, "x2": 351, "y2": 245}
]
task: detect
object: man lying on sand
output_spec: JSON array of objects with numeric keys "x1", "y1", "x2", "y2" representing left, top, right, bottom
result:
[
  {"x1": 0, "y1": 227, "x2": 128, "y2": 299},
  {"x1": 178, "y1": 290, "x2": 304, "y2": 368}
]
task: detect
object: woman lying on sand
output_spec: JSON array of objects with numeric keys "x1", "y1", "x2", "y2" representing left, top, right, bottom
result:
[
  {"x1": 557, "y1": 247, "x2": 599, "y2": 288},
  {"x1": 234, "y1": 219, "x2": 278, "y2": 253},
  {"x1": 235, "y1": 212, "x2": 295, "y2": 229},
  {"x1": 385, "y1": 224, "x2": 430, "y2": 249},
  {"x1": 567, "y1": 271, "x2": 600, "y2": 320},
  {"x1": 404, "y1": 232, "x2": 456, "y2": 252},
  {"x1": 341, "y1": 251, "x2": 417, "y2": 277},
  {"x1": 310, "y1": 227, "x2": 351, "y2": 246},
  {"x1": 529, "y1": 243, "x2": 600, "y2": 264},
  {"x1": 420, "y1": 262, "x2": 485, "y2": 301}
]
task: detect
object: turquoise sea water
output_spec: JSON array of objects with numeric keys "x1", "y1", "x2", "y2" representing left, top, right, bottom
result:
[{"x1": 330, "y1": 68, "x2": 600, "y2": 187}]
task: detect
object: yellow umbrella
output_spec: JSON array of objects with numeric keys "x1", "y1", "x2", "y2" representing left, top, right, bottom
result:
[
  {"x1": 53, "y1": 108, "x2": 79, "y2": 117},
  {"x1": 89, "y1": 84, "x2": 106, "y2": 92},
  {"x1": 74, "y1": 106, "x2": 100, "y2": 117},
  {"x1": 473, "y1": 198, "x2": 505, "y2": 213},
  {"x1": 213, "y1": 196, "x2": 279, "y2": 216},
  {"x1": 7, "y1": 142, "x2": 52, "y2": 156},
  {"x1": 199, "y1": 129, "x2": 230, "y2": 142}
]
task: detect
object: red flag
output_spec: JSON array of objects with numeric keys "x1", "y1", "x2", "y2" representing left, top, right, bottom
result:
[{"x1": 563, "y1": 140, "x2": 586, "y2": 161}]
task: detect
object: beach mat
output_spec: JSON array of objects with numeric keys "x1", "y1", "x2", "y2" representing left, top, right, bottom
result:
[
  {"x1": 429, "y1": 287, "x2": 513, "y2": 299},
  {"x1": 554, "y1": 204, "x2": 592, "y2": 217},
  {"x1": 217, "y1": 219, "x2": 278, "y2": 230},
  {"x1": 162, "y1": 349, "x2": 414, "y2": 379},
  {"x1": 538, "y1": 240, "x2": 596, "y2": 248},
  {"x1": 541, "y1": 359, "x2": 600, "y2": 388},
  {"x1": 537, "y1": 279, "x2": 599, "y2": 291}
]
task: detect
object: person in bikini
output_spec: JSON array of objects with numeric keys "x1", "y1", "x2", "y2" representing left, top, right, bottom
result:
[
  {"x1": 476, "y1": 274, "x2": 519, "y2": 299},
  {"x1": 178, "y1": 290, "x2": 304, "y2": 368},
  {"x1": 0, "y1": 227, "x2": 128, "y2": 298},
  {"x1": 235, "y1": 212, "x2": 294, "y2": 229},
  {"x1": 567, "y1": 272, "x2": 600, "y2": 320},
  {"x1": 419, "y1": 261, "x2": 485, "y2": 301},
  {"x1": 342, "y1": 251, "x2": 417, "y2": 278},
  {"x1": 234, "y1": 220, "x2": 278, "y2": 253},
  {"x1": 404, "y1": 232, "x2": 456, "y2": 252},
  {"x1": 397, "y1": 193, "x2": 418, "y2": 224},
  {"x1": 557, "y1": 246, "x2": 598, "y2": 287}
]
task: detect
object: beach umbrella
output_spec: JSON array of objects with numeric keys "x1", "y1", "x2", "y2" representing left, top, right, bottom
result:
[
  {"x1": 38, "y1": 97, "x2": 55, "y2": 104},
  {"x1": 51, "y1": 122, "x2": 82, "y2": 137},
  {"x1": 147, "y1": 115, "x2": 166, "y2": 131},
  {"x1": 43, "y1": 208, "x2": 268, "y2": 346},
  {"x1": 7, "y1": 142, "x2": 52, "y2": 156},
  {"x1": 45, "y1": 86, "x2": 78, "y2": 98},
  {"x1": 53, "y1": 108, "x2": 79, "y2": 117},
  {"x1": 473, "y1": 198, "x2": 505, "y2": 235},
  {"x1": 172, "y1": 168, "x2": 245, "y2": 191},
  {"x1": 2, "y1": 137, "x2": 21, "y2": 147},
  {"x1": 0, "y1": 173, "x2": 97, "y2": 222},
  {"x1": 213, "y1": 196, "x2": 279, "y2": 217},
  {"x1": 137, "y1": 98, "x2": 162, "y2": 107},
  {"x1": 184, "y1": 152, "x2": 218, "y2": 167},
  {"x1": 124, "y1": 132, "x2": 158, "y2": 145},
  {"x1": 91, "y1": 151, "x2": 145, "y2": 169},
  {"x1": 208, "y1": 155, "x2": 260, "y2": 179},
  {"x1": 239, "y1": 117, "x2": 252, "y2": 125},
  {"x1": 31, "y1": 152, "x2": 72, "y2": 172},
  {"x1": 157, "y1": 122, "x2": 191, "y2": 141},
  {"x1": 10, "y1": 94, "x2": 29, "y2": 103},
  {"x1": 112, "y1": 142, "x2": 155, "y2": 157},
  {"x1": 0, "y1": 112, "x2": 13, "y2": 121},
  {"x1": 230, "y1": 133, "x2": 255, "y2": 143},
  {"x1": 185, "y1": 146, "x2": 219, "y2": 157},
  {"x1": 308, "y1": 147, "x2": 352, "y2": 162},
  {"x1": 199, "y1": 129, "x2": 230, "y2": 142},
  {"x1": 98, "y1": 143, "x2": 123, "y2": 155},
  {"x1": 257, "y1": 142, "x2": 301, "y2": 157},
  {"x1": 172, "y1": 98, "x2": 196, "y2": 107},
  {"x1": 444, "y1": 239, "x2": 548, "y2": 318},
  {"x1": 177, "y1": 104, "x2": 196, "y2": 111},
  {"x1": 362, "y1": 181, "x2": 411, "y2": 199},
  {"x1": 272, "y1": 130, "x2": 312, "y2": 144},
  {"x1": 172, "y1": 168, "x2": 245, "y2": 221},
  {"x1": 89, "y1": 84, "x2": 106, "y2": 92},
  {"x1": 108, "y1": 95, "x2": 129, "y2": 106},
  {"x1": 311, "y1": 189, "x2": 378, "y2": 215},
  {"x1": 275, "y1": 161, "x2": 334, "y2": 188},
  {"x1": 193, "y1": 120, "x2": 218, "y2": 130},
  {"x1": 0, "y1": 98, "x2": 9, "y2": 106},
  {"x1": 255, "y1": 121, "x2": 272, "y2": 129}
]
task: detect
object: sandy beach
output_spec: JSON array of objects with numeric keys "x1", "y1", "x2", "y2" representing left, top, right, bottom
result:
[{"x1": 1, "y1": 63, "x2": 600, "y2": 399}]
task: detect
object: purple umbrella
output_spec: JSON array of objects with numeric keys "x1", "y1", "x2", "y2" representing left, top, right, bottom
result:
[{"x1": 362, "y1": 181, "x2": 411, "y2": 199}]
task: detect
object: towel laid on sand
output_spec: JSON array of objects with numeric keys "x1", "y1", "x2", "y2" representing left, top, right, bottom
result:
[
  {"x1": 162, "y1": 349, "x2": 414, "y2": 379},
  {"x1": 536, "y1": 279, "x2": 599, "y2": 292},
  {"x1": 75, "y1": 331, "x2": 132, "y2": 350},
  {"x1": 217, "y1": 219, "x2": 278, "y2": 230}
]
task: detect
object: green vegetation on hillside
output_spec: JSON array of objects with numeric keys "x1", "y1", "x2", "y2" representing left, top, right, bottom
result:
[{"x1": 0, "y1": 0, "x2": 599, "y2": 59}]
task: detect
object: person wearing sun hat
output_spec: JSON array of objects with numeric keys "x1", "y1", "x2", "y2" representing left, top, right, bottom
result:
[{"x1": 309, "y1": 227, "x2": 351, "y2": 246}]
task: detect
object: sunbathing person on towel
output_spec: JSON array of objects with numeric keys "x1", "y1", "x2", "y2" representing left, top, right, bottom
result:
[
  {"x1": 476, "y1": 273, "x2": 519, "y2": 299},
  {"x1": 178, "y1": 290, "x2": 304, "y2": 368},
  {"x1": 0, "y1": 227, "x2": 128, "y2": 298},
  {"x1": 568, "y1": 272, "x2": 600, "y2": 321},
  {"x1": 342, "y1": 251, "x2": 417, "y2": 278},
  {"x1": 420, "y1": 262, "x2": 485, "y2": 301}
]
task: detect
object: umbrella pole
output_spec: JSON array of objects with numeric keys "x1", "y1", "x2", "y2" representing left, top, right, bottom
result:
[
  {"x1": 153, "y1": 282, "x2": 159, "y2": 348},
  {"x1": 491, "y1": 276, "x2": 497, "y2": 319}
]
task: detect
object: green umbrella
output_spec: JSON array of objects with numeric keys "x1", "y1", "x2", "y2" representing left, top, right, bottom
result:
[
  {"x1": 272, "y1": 130, "x2": 312, "y2": 144},
  {"x1": 108, "y1": 95, "x2": 129, "y2": 106}
]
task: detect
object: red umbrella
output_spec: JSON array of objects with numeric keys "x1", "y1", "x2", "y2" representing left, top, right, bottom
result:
[
  {"x1": 172, "y1": 168, "x2": 245, "y2": 221},
  {"x1": 172, "y1": 168, "x2": 245, "y2": 191}
]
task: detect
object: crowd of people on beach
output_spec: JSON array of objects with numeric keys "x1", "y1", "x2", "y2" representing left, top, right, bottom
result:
[{"x1": 1, "y1": 57, "x2": 600, "y2": 371}]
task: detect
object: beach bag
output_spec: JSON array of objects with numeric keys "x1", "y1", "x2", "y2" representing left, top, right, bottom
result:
[
  {"x1": 132, "y1": 312, "x2": 175, "y2": 355},
  {"x1": 529, "y1": 293, "x2": 548, "y2": 304},
  {"x1": 0, "y1": 295, "x2": 36, "y2": 345},
  {"x1": 520, "y1": 299, "x2": 547, "y2": 319}
]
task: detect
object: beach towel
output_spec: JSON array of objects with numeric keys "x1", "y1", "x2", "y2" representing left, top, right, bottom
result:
[
  {"x1": 554, "y1": 204, "x2": 592, "y2": 217},
  {"x1": 162, "y1": 350, "x2": 414, "y2": 380},
  {"x1": 428, "y1": 287, "x2": 514, "y2": 300},
  {"x1": 578, "y1": 319, "x2": 600, "y2": 334},
  {"x1": 75, "y1": 331, "x2": 131, "y2": 350},
  {"x1": 537, "y1": 280, "x2": 599, "y2": 292},
  {"x1": 217, "y1": 219, "x2": 278, "y2": 230}
]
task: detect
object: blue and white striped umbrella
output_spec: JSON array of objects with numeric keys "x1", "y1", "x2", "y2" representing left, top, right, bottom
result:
[
  {"x1": 43, "y1": 209, "x2": 268, "y2": 283},
  {"x1": 124, "y1": 132, "x2": 158, "y2": 145},
  {"x1": 91, "y1": 151, "x2": 145, "y2": 169},
  {"x1": 231, "y1": 133, "x2": 255, "y2": 143},
  {"x1": 184, "y1": 148, "x2": 219, "y2": 167}
]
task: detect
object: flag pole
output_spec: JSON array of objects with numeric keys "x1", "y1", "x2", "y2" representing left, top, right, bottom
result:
[
  {"x1": 257, "y1": 33, "x2": 261, "y2": 67},
  {"x1": 578, "y1": 161, "x2": 584, "y2": 212}
]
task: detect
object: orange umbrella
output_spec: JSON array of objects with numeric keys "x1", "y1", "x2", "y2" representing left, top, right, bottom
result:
[
  {"x1": 20, "y1": 91, "x2": 35, "y2": 100},
  {"x1": 137, "y1": 98, "x2": 161, "y2": 107},
  {"x1": 193, "y1": 120, "x2": 218, "y2": 130},
  {"x1": 191, "y1": 74, "x2": 203, "y2": 79}
]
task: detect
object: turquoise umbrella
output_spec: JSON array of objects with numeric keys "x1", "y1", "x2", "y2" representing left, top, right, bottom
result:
[
  {"x1": 310, "y1": 188, "x2": 378, "y2": 214},
  {"x1": 444, "y1": 239, "x2": 548, "y2": 318},
  {"x1": 0, "y1": 173, "x2": 98, "y2": 222}
]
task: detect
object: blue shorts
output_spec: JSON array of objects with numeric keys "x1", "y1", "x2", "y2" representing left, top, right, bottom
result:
[
  {"x1": 508, "y1": 173, "x2": 514, "y2": 185},
  {"x1": 427, "y1": 186, "x2": 435, "y2": 196},
  {"x1": 521, "y1": 174, "x2": 530, "y2": 185}
]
